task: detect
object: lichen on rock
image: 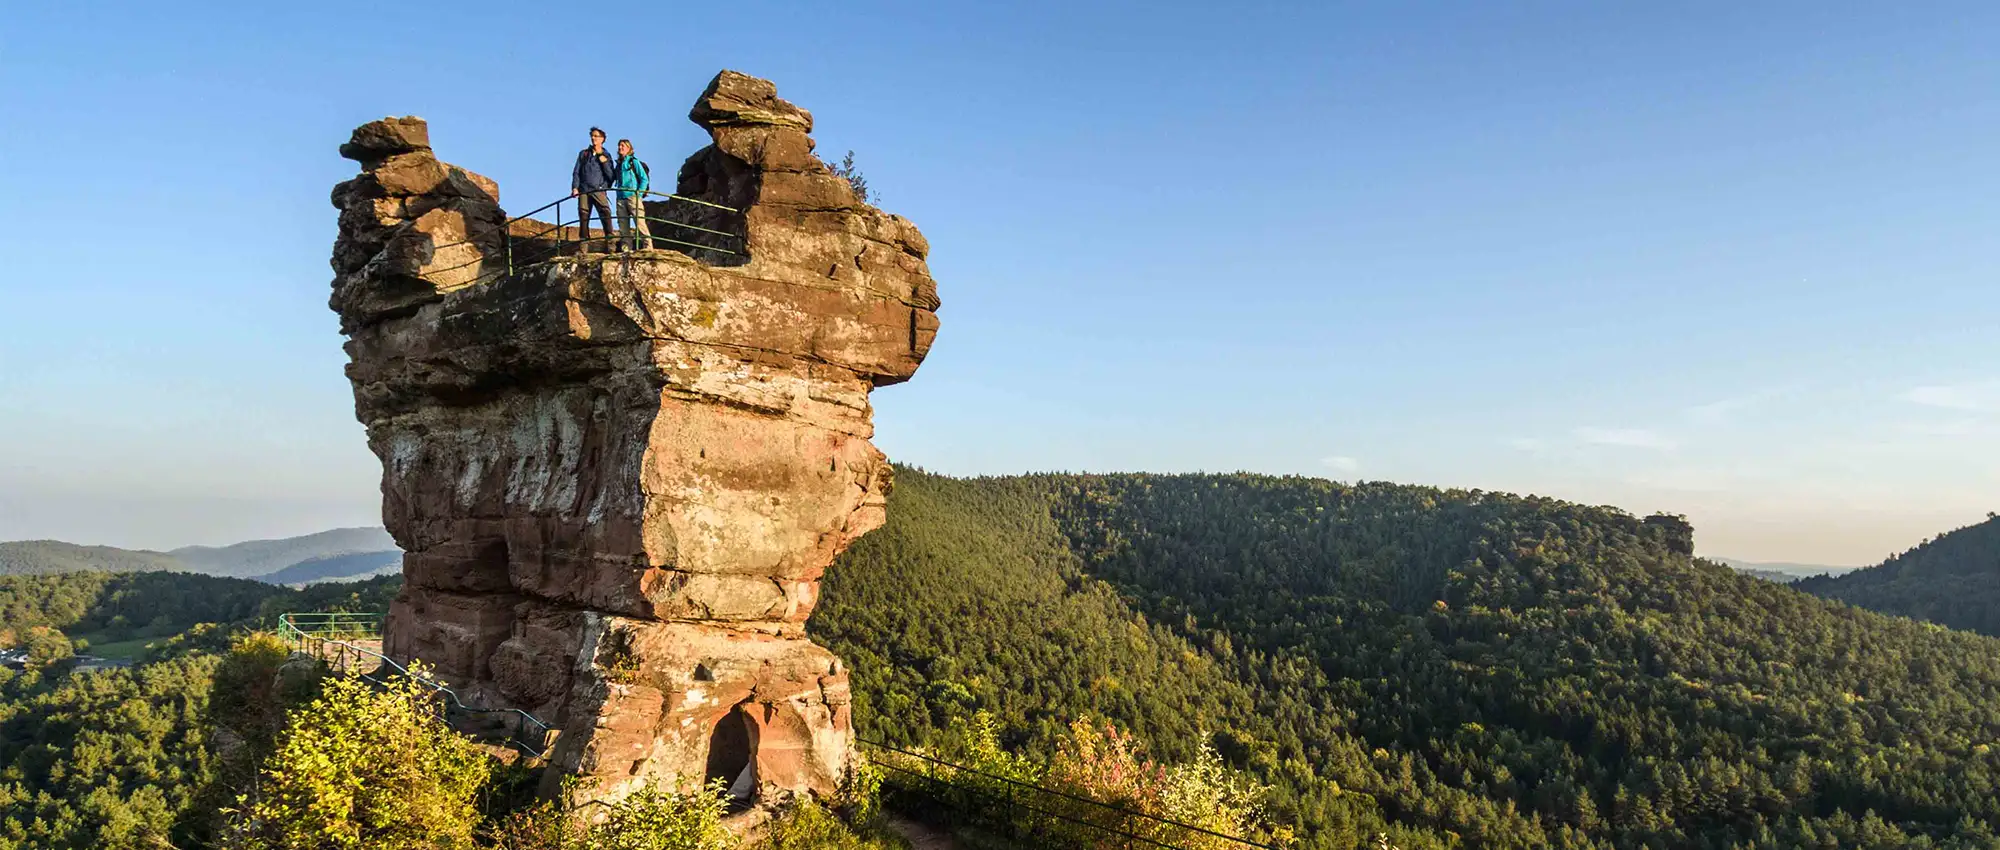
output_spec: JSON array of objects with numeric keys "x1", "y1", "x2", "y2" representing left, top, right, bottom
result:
[{"x1": 328, "y1": 70, "x2": 939, "y2": 808}]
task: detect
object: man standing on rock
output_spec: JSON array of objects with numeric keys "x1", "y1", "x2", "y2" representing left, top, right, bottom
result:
[
  {"x1": 615, "y1": 138, "x2": 651, "y2": 252},
  {"x1": 571, "y1": 127, "x2": 617, "y2": 252}
]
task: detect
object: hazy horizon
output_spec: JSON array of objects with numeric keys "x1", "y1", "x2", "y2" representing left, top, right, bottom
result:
[
  {"x1": 3, "y1": 2, "x2": 1994, "y2": 565},
  {"x1": 0, "y1": 499, "x2": 1908, "y2": 570},
  {"x1": 0, "y1": 469, "x2": 1964, "y2": 570}
]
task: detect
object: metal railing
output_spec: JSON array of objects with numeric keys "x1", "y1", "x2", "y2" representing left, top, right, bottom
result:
[
  {"x1": 419, "y1": 189, "x2": 744, "y2": 289},
  {"x1": 859, "y1": 738, "x2": 1282, "y2": 850},
  {"x1": 276, "y1": 611, "x2": 556, "y2": 758}
]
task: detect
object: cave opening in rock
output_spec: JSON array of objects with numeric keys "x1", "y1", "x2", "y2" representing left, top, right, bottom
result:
[{"x1": 704, "y1": 706, "x2": 758, "y2": 808}]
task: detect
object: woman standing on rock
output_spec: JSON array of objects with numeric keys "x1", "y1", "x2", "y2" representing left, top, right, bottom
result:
[{"x1": 615, "y1": 138, "x2": 651, "y2": 252}]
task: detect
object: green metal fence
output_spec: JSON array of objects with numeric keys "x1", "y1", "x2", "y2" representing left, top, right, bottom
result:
[{"x1": 419, "y1": 189, "x2": 744, "y2": 288}]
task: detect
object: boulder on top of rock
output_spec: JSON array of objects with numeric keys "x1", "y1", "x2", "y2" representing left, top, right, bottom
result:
[
  {"x1": 328, "y1": 114, "x2": 507, "y2": 328},
  {"x1": 340, "y1": 116, "x2": 432, "y2": 165},
  {"x1": 690, "y1": 70, "x2": 814, "y2": 132}
]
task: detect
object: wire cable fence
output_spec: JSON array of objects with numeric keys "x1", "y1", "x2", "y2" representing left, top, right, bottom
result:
[
  {"x1": 416, "y1": 190, "x2": 744, "y2": 289},
  {"x1": 858, "y1": 738, "x2": 1284, "y2": 850},
  {"x1": 276, "y1": 611, "x2": 556, "y2": 758}
]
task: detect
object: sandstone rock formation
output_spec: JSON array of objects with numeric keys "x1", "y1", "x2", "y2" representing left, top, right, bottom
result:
[{"x1": 328, "y1": 71, "x2": 939, "y2": 807}]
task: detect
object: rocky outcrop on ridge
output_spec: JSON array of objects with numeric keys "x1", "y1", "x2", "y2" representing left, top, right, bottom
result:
[{"x1": 327, "y1": 70, "x2": 940, "y2": 806}]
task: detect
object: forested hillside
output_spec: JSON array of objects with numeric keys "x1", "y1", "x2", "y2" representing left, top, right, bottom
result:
[
  {"x1": 7, "y1": 477, "x2": 1999, "y2": 849},
  {"x1": 0, "y1": 573, "x2": 399, "y2": 848},
  {"x1": 811, "y1": 473, "x2": 1401, "y2": 837},
  {"x1": 1798, "y1": 514, "x2": 2000, "y2": 635},
  {"x1": 0, "y1": 571, "x2": 364, "y2": 648},
  {"x1": 0, "y1": 541, "x2": 183, "y2": 576},
  {"x1": 818, "y1": 469, "x2": 2000, "y2": 849}
]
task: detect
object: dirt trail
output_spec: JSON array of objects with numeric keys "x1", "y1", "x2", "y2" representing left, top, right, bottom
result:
[{"x1": 888, "y1": 815, "x2": 960, "y2": 850}]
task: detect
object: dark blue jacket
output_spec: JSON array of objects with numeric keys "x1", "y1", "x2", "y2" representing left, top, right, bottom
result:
[{"x1": 572, "y1": 146, "x2": 616, "y2": 193}]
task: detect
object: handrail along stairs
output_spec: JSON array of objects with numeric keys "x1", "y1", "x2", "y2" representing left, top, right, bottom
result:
[{"x1": 276, "y1": 611, "x2": 554, "y2": 757}]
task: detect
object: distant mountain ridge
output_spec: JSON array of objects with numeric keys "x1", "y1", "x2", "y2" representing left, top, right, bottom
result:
[
  {"x1": 1732, "y1": 566, "x2": 1805, "y2": 584},
  {"x1": 168, "y1": 527, "x2": 395, "y2": 577},
  {"x1": 0, "y1": 527, "x2": 400, "y2": 584},
  {"x1": 1711, "y1": 556, "x2": 1860, "y2": 582},
  {"x1": 253, "y1": 550, "x2": 402, "y2": 586}
]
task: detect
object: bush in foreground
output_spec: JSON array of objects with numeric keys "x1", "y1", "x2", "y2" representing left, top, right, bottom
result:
[
  {"x1": 765, "y1": 798, "x2": 908, "y2": 850},
  {"x1": 219, "y1": 667, "x2": 491, "y2": 850},
  {"x1": 888, "y1": 710, "x2": 1282, "y2": 849},
  {"x1": 487, "y1": 778, "x2": 737, "y2": 850}
]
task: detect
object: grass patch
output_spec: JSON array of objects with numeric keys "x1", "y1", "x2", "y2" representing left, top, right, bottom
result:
[
  {"x1": 80, "y1": 636, "x2": 154, "y2": 659},
  {"x1": 70, "y1": 629, "x2": 172, "y2": 660}
]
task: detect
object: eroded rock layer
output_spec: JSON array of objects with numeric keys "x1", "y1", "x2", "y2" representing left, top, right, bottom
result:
[{"x1": 328, "y1": 71, "x2": 939, "y2": 805}]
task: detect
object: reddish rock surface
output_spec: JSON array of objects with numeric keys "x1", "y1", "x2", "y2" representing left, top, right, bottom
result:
[{"x1": 328, "y1": 70, "x2": 939, "y2": 806}]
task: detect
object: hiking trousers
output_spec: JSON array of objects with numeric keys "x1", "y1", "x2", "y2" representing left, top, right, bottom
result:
[
  {"x1": 577, "y1": 191, "x2": 614, "y2": 246},
  {"x1": 618, "y1": 195, "x2": 651, "y2": 251}
]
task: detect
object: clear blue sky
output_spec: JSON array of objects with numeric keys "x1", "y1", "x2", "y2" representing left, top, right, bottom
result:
[{"x1": 1, "y1": 1, "x2": 1994, "y2": 564}]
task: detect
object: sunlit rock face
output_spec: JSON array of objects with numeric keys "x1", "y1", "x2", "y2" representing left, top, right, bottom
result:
[{"x1": 327, "y1": 70, "x2": 939, "y2": 806}]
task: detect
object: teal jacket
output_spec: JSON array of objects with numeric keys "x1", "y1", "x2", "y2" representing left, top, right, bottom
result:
[{"x1": 615, "y1": 154, "x2": 650, "y2": 199}]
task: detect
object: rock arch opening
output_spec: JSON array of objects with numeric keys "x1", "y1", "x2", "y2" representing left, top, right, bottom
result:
[{"x1": 705, "y1": 706, "x2": 759, "y2": 807}]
